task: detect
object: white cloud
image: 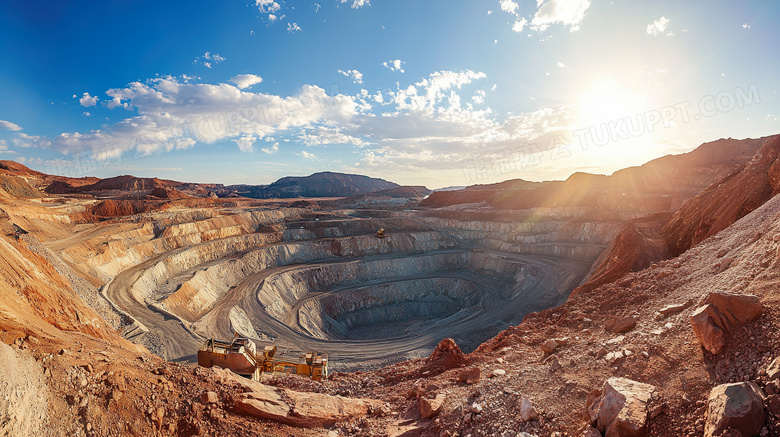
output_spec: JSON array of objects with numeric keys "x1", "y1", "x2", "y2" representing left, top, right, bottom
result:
[
  {"x1": 194, "y1": 52, "x2": 226, "y2": 68},
  {"x1": 0, "y1": 120, "x2": 22, "y2": 131},
  {"x1": 382, "y1": 59, "x2": 405, "y2": 73},
  {"x1": 233, "y1": 135, "x2": 257, "y2": 153},
  {"x1": 531, "y1": 0, "x2": 591, "y2": 32},
  {"x1": 646, "y1": 16, "x2": 670, "y2": 36},
  {"x1": 256, "y1": 0, "x2": 280, "y2": 13},
  {"x1": 742, "y1": 23, "x2": 751, "y2": 29},
  {"x1": 557, "y1": 61, "x2": 566, "y2": 68},
  {"x1": 338, "y1": 69, "x2": 364, "y2": 84},
  {"x1": 512, "y1": 17, "x2": 528, "y2": 33},
  {"x1": 299, "y1": 126, "x2": 368, "y2": 147},
  {"x1": 261, "y1": 142, "x2": 279, "y2": 154},
  {"x1": 287, "y1": 22, "x2": 302, "y2": 32},
  {"x1": 340, "y1": 0, "x2": 370, "y2": 8},
  {"x1": 78, "y1": 92, "x2": 98, "y2": 107},
  {"x1": 487, "y1": 10, "x2": 493, "y2": 15},
  {"x1": 82, "y1": 112, "x2": 92, "y2": 117},
  {"x1": 499, "y1": 0, "x2": 519, "y2": 14},
  {"x1": 299, "y1": 150, "x2": 317, "y2": 159},
  {"x1": 472, "y1": 90, "x2": 486, "y2": 104},
  {"x1": 230, "y1": 74, "x2": 263, "y2": 89},
  {"x1": 21, "y1": 75, "x2": 358, "y2": 160}
]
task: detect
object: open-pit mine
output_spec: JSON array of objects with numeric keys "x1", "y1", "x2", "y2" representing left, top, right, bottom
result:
[{"x1": 58, "y1": 205, "x2": 600, "y2": 371}]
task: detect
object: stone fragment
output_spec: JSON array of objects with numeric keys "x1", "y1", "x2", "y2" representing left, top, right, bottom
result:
[
  {"x1": 490, "y1": 369, "x2": 506, "y2": 378},
  {"x1": 659, "y1": 300, "x2": 693, "y2": 316},
  {"x1": 766, "y1": 357, "x2": 780, "y2": 380},
  {"x1": 420, "y1": 394, "x2": 445, "y2": 419},
  {"x1": 200, "y1": 391, "x2": 218, "y2": 404},
  {"x1": 518, "y1": 397, "x2": 539, "y2": 422},
  {"x1": 719, "y1": 257, "x2": 734, "y2": 273},
  {"x1": 590, "y1": 377, "x2": 655, "y2": 437},
  {"x1": 704, "y1": 382, "x2": 765, "y2": 437},
  {"x1": 470, "y1": 403, "x2": 483, "y2": 414},
  {"x1": 541, "y1": 339, "x2": 558, "y2": 355},
  {"x1": 458, "y1": 367, "x2": 481, "y2": 385},
  {"x1": 691, "y1": 293, "x2": 762, "y2": 354},
  {"x1": 613, "y1": 317, "x2": 637, "y2": 333}
]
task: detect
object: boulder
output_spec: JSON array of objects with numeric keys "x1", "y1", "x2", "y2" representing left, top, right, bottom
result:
[
  {"x1": 589, "y1": 377, "x2": 656, "y2": 437},
  {"x1": 519, "y1": 397, "x2": 539, "y2": 422},
  {"x1": 458, "y1": 367, "x2": 481, "y2": 384},
  {"x1": 704, "y1": 382, "x2": 765, "y2": 437},
  {"x1": 541, "y1": 339, "x2": 558, "y2": 355},
  {"x1": 215, "y1": 368, "x2": 382, "y2": 428},
  {"x1": 613, "y1": 317, "x2": 637, "y2": 333},
  {"x1": 420, "y1": 394, "x2": 445, "y2": 419},
  {"x1": 690, "y1": 293, "x2": 762, "y2": 354},
  {"x1": 719, "y1": 257, "x2": 734, "y2": 273}
]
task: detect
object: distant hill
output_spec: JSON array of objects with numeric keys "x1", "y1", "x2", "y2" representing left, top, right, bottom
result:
[{"x1": 228, "y1": 172, "x2": 400, "y2": 199}]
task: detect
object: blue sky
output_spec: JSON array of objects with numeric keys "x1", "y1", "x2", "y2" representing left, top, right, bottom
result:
[{"x1": 0, "y1": 1, "x2": 778, "y2": 188}]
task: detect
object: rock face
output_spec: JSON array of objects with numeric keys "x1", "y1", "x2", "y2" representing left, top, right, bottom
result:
[
  {"x1": 690, "y1": 293, "x2": 762, "y2": 354},
  {"x1": 704, "y1": 382, "x2": 765, "y2": 437},
  {"x1": 589, "y1": 377, "x2": 656, "y2": 437}
]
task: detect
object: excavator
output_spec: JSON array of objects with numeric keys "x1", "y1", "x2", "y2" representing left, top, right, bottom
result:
[
  {"x1": 197, "y1": 335, "x2": 328, "y2": 381},
  {"x1": 376, "y1": 228, "x2": 386, "y2": 238}
]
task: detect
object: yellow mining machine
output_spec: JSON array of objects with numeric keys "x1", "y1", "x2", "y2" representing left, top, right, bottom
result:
[
  {"x1": 376, "y1": 228, "x2": 386, "y2": 238},
  {"x1": 197, "y1": 336, "x2": 328, "y2": 381}
]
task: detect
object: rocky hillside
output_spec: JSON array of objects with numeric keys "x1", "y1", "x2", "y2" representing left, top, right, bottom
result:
[{"x1": 229, "y1": 171, "x2": 400, "y2": 199}]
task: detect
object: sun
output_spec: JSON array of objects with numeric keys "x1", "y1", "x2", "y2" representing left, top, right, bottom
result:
[{"x1": 577, "y1": 79, "x2": 647, "y2": 126}]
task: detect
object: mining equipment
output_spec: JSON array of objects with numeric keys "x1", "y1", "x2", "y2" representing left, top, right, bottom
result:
[
  {"x1": 197, "y1": 336, "x2": 328, "y2": 381},
  {"x1": 376, "y1": 228, "x2": 386, "y2": 238}
]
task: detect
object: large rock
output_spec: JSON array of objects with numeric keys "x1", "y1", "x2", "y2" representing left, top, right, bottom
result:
[
  {"x1": 458, "y1": 367, "x2": 481, "y2": 384},
  {"x1": 518, "y1": 397, "x2": 539, "y2": 422},
  {"x1": 541, "y1": 339, "x2": 558, "y2": 354},
  {"x1": 704, "y1": 382, "x2": 765, "y2": 437},
  {"x1": 423, "y1": 338, "x2": 467, "y2": 374},
  {"x1": 690, "y1": 293, "x2": 762, "y2": 354},
  {"x1": 589, "y1": 377, "x2": 656, "y2": 437},
  {"x1": 420, "y1": 394, "x2": 445, "y2": 419},
  {"x1": 215, "y1": 368, "x2": 382, "y2": 428}
]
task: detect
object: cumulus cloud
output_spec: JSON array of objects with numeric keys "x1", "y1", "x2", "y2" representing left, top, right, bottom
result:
[
  {"x1": 78, "y1": 92, "x2": 98, "y2": 107},
  {"x1": 233, "y1": 135, "x2": 257, "y2": 153},
  {"x1": 338, "y1": 69, "x2": 364, "y2": 84},
  {"x1": 20, "y1": 75, "x2": 358, "y2": 162},
  {"x1": 255, "y1": 0, "x2": 280, "y2": 13},
  {"x1": 298, "y1": 150, "x2": 317, "y2": 159},
  {"x1": 646, "y1": 16, "x2": 670, "y2": 35},
  {"x1": 382, "y1": 59, "x2": 405, "y2": 73},
  {"x1": 512, "y1": 17, "x2": 528, "y2": 33},
  {"x1": 499, "y1": 0, "x2": 519, "y2": 14},
  {"x1": 742, "y1": 23, "x2": 750, "y2": 29},
  {"x1": 531, "y1": 0, "x2": 591, "y2": 32},
  {"x1": 194, "y1": 52, "x2": 226, "y2": 68},
  {"x1": 287, "y1": 22, "x2": 302, "y2": 32},
  {"x1": 0, "y1": 120, "x2": 22, "y2": 131},
  {"x1": 230, "y1": 74, "x2": 263, "y2": 89}
]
